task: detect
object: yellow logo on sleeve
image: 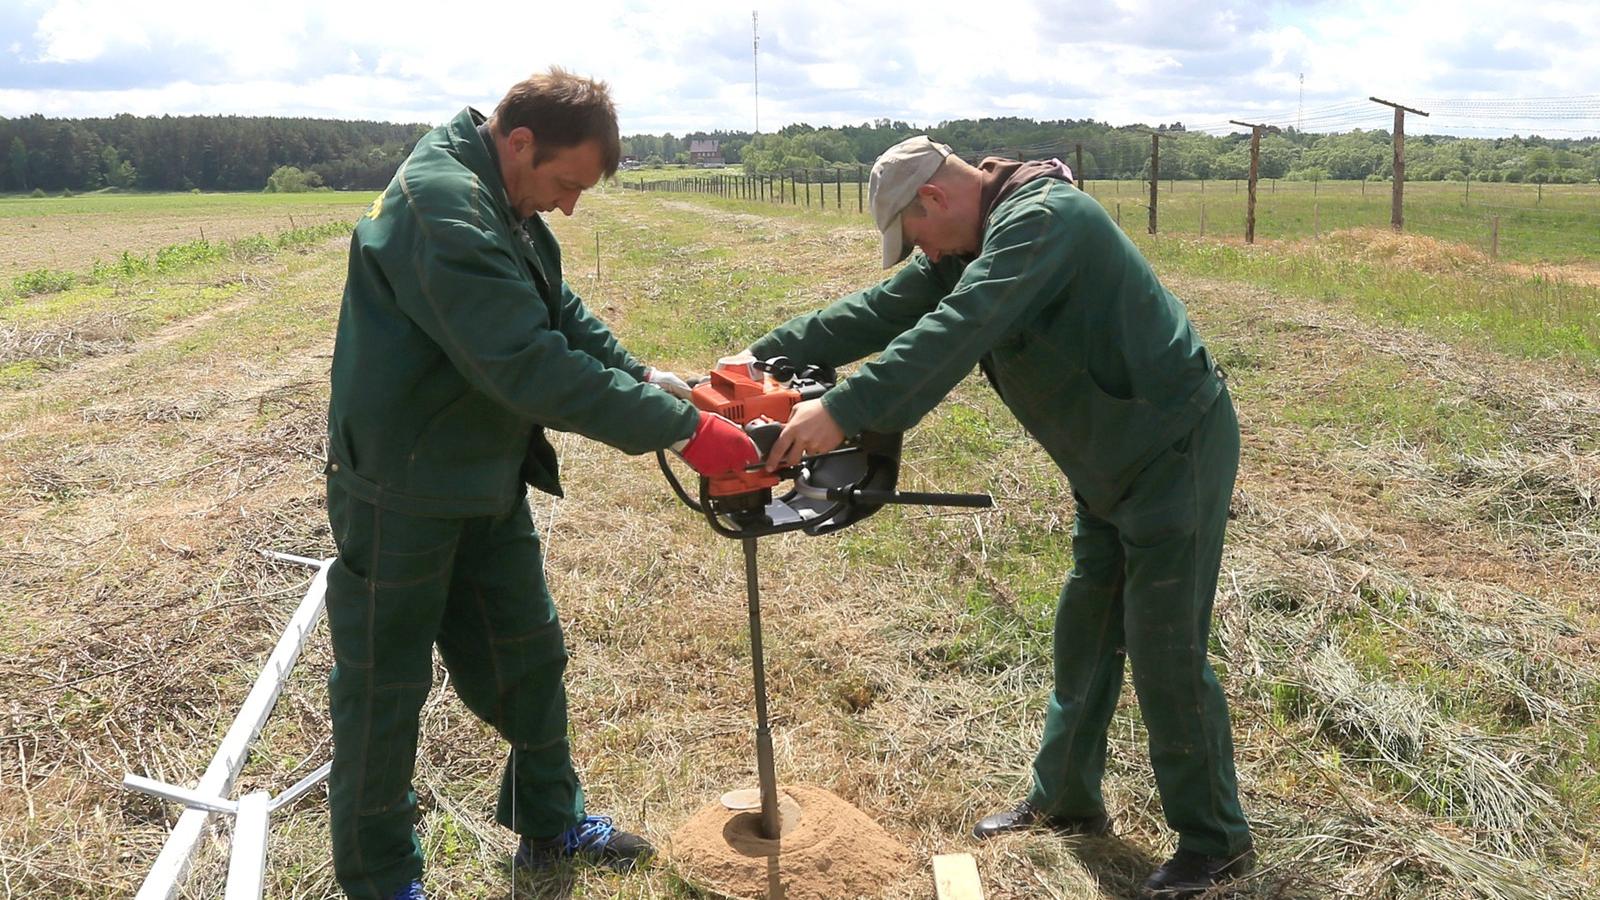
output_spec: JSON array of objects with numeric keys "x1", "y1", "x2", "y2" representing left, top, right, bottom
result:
[{"x1": 364, "y1": 193, "x2": 384, "y2": 220}]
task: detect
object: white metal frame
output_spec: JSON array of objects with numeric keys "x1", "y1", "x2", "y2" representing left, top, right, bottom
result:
[{"x1": 122, "y1": 552, "x2": 332, "y2": 900}]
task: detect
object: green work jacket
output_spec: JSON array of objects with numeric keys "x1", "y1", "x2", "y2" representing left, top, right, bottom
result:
[
  {"x1": 749, "y1": 179, "x2": 1223, "y2": 515},
  {"x1": 327, "y1": 107, "x2": 697, "y2": 517}
]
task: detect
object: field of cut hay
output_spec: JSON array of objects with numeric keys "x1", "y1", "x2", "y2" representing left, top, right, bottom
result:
[{"x1": 1, "y1": 184, "x2": 1597, "y2": 899}]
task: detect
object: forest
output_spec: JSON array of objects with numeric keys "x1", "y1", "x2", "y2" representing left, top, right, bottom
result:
[
  {"x1": 627, "y1": 118, "x2": 1600, "y2": 184},
  {"x1": 3, "y1": 113, "x2": 1595, "y2": 194},
  {"x1": 0, "y1": 114, "x2": 427, "y2": 193}
]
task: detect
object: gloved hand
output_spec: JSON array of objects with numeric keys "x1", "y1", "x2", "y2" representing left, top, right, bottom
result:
[
  {"x1": 645, "y1": 367, "x2": 694, "y2": 400},
  {"x1": 673, "y1": 412, "x2": 761, "y2": 476}
]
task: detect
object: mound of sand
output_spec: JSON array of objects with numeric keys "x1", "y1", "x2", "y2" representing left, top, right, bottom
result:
[{"x1": 669, "y1": 784, "x2": 912, "y2": 900}]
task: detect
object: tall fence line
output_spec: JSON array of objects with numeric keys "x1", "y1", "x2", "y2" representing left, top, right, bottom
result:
[{"x1": 625, "y1": 165, "x2": 868, "y2": 213}]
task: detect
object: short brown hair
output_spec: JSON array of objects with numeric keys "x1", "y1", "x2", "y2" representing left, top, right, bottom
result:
[{"x1": 493, "y1": 66, "x2": 621, "y2": 176}]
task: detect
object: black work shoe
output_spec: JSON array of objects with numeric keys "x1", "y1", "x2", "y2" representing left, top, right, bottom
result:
[
  {"x1": 515, "y1": 815, "x2": 656, "y2": 872},
  {"x1": 972, "y1": 799, "x2": 1113, "y2": 840},
  {"x1": 1141, "y1": 846, "x2": 1256, "y2": 898}
]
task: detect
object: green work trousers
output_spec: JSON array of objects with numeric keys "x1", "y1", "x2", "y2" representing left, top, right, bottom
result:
[
  {"x1": 1028, "y1": 391, "x2": 1251, "y2": 858},
  {"x1": 325, "y1": 485, "x2": 584, "y2": 899}
]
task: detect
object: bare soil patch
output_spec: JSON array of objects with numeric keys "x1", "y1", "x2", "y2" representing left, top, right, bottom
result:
[{"x1": 1, "y1": 197, "x2": 370, "y2": 278}]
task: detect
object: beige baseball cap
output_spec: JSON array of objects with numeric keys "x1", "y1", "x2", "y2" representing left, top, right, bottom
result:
[{"x1": 870, "y1": 135, "x2": 952, "y2": 267}]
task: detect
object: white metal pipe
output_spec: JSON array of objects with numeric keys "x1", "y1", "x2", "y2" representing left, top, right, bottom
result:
[
  {"x1": 132, "y1": 557, "x2": 333, "y2": 900},
  {"x1": 122, "y1": 774, "x2": 237, "y2": 815},
  {"x1": 268, "y1": 760, "x2": 331, "y2": 813},
  {"x1": 224, "y1": 792, "x2": 270, "y2": 900},
  {"x1": 261, "y1": 550, "x2": 326, "y2": 568}
]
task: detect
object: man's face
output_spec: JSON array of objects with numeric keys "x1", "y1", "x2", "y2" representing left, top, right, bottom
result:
[
  {"x1": 899, "y1": 186, "x2": 979, "y2": 264},
  {"x1": 504, "y1": 132, "x2": 606, "y2": 218}
]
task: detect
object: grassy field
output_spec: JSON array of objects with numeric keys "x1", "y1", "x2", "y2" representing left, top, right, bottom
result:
[
  {"x1": 0, "y1": 190, "x2": 376, "y2": 279},
  {"x1": 622, "y1": 170, "x2": 1600, "y2": 267},
  {"x1": 2, "y1": 183, "x2": 1598, "y2": 899}
]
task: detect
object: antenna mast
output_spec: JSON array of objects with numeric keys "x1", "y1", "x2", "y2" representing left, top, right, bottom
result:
[
  {"x1": 1297, "y1": 73, "x2": 1304, "y2": 131},
  {"x1": 752, "y1": 11, "x2": 760, "y2": 134}
]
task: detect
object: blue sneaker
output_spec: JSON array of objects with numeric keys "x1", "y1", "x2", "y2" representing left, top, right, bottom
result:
[
  {"x1": 515, "y1": 815, "x2": 656, "y2": 872},
  {"x1": 385, "y1": 880, "x2": 426, "y2": 900}
]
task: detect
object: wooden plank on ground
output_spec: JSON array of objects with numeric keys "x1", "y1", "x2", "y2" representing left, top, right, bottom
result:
[{"x1": 932, "y1": 852, "x2": 984, "y2": 900}]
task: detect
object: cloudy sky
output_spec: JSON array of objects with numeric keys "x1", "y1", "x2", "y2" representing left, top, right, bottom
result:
[{"x1": 2, "y1": 0, "x2": 1596, "y2": 137}]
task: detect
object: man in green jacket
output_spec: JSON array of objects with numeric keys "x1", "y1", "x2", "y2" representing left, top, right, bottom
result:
[
  {"x1": 325, "y1": 68, "x2": 758, "y2": 900},
  {"x1": 749, "y1": 137, "x2": 1253, "y2": 898}
]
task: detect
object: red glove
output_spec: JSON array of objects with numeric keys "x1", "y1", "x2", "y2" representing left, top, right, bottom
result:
[{"x1": 676, "y1": 412, "x2": 761, "y2": 476}]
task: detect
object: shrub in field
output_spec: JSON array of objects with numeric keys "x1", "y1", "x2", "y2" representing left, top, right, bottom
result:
[
  {"x1": 154, "y1": 239, "x2": 226, "y2": 272},
  {"x1": 275, "y1": 221, "x2": 350, "y2": 248},
  {"x1": 89, "y1": 251, "x2": 152, "y2": 281},
  {"x1": 264, "y1": 165, "x2": 325, "y2": 193},
  {"x1": 231, "y1": 234, "x2": 274, "y2": 259},
  {"x1": 12, "y1": 268, "x2": 76, "y2": 296}
]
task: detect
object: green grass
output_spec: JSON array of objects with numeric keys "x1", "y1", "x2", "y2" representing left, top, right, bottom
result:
[
  {"x1": 1281, "y1": 354, "x2": 1506, "y2": 456},
  {"x1": 1133, "y1": 232, "x2": 1600, "y2": 363},
  {"x1": 620, "y1": 173, "x2": 1600, "y2": 265},
  {"x1": 621, "y1": 175, "x2": 1600, "y2": 368}
]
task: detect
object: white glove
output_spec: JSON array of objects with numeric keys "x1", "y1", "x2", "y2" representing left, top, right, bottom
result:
[{"x1": 645, "y1": 367, "x2": 694, "y2": 400}]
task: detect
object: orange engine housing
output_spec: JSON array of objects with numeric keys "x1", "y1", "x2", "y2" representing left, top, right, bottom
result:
[
  {"x1": 689, "y1": 362, "x2": 802, "y2": 497},
  {"x1": 690, "y1": 362, "x2": 803, "y2": 425}
]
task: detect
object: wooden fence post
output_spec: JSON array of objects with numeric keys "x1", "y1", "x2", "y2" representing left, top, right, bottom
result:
[
  {"x1": 1148, "y1": 134, "x2": 1160, "y2": 235},
  {"x1": 1371, "y1": 96, "x2": 1430, "y2": 231},
  {"x1": 1230, "y1": 120, "x2": 1277, "y2": 245}
]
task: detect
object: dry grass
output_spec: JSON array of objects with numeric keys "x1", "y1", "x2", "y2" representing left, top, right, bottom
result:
[
  {"x1": 0, "y1": 186, "x2": 1596, "y2": 899},
  {"x1": 1286, "y1": 227, "x2": 1600, "y2": 289}
]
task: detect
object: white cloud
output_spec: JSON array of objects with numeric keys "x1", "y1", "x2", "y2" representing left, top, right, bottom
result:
[
  {"x1": 0, "y1": 0, "x2": 1595, "y2": 137},
  {"x1": 33, "y1": 0, "x2": 147, "y2": 62}
]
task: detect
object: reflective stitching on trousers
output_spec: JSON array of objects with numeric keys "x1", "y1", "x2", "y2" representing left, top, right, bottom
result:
[
  {"x1": 517, "y1": 734, "x2": 569, "y2": 753},
  {"x1": 489, "y1": 618, "x2": 561, "y2": 645},
  {"x1": 370, "y1": 570, "x2": 452, "y2": 589}
]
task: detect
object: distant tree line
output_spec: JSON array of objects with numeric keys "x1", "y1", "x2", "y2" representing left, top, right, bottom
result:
[
  {"x1": 1, "y1": 114, "x2": 429, "y2": 193},
  {"x1": 5, "y1": 113, "x2": 1594, "y2": 194},
  {"x1": 626, "y1": 118, "x2": 1600, "y2": 184}
]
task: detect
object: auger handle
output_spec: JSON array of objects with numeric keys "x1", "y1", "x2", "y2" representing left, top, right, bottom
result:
[{"x1": 821, "y1": 488, "x2": 993, "y2": 508}]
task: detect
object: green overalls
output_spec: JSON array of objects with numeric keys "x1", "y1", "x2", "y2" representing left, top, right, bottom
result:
[
  {"x1": 750, "y1": 178, "x2": 1251, "y2": 858},
  {"x1": 324, "y1": 107, "x2": 697, "y2": 898}
]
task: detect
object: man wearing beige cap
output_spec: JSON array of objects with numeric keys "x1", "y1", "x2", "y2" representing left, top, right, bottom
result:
[{"x1": 741, "y1": 135, "x2": 1253, "y2": 898}]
